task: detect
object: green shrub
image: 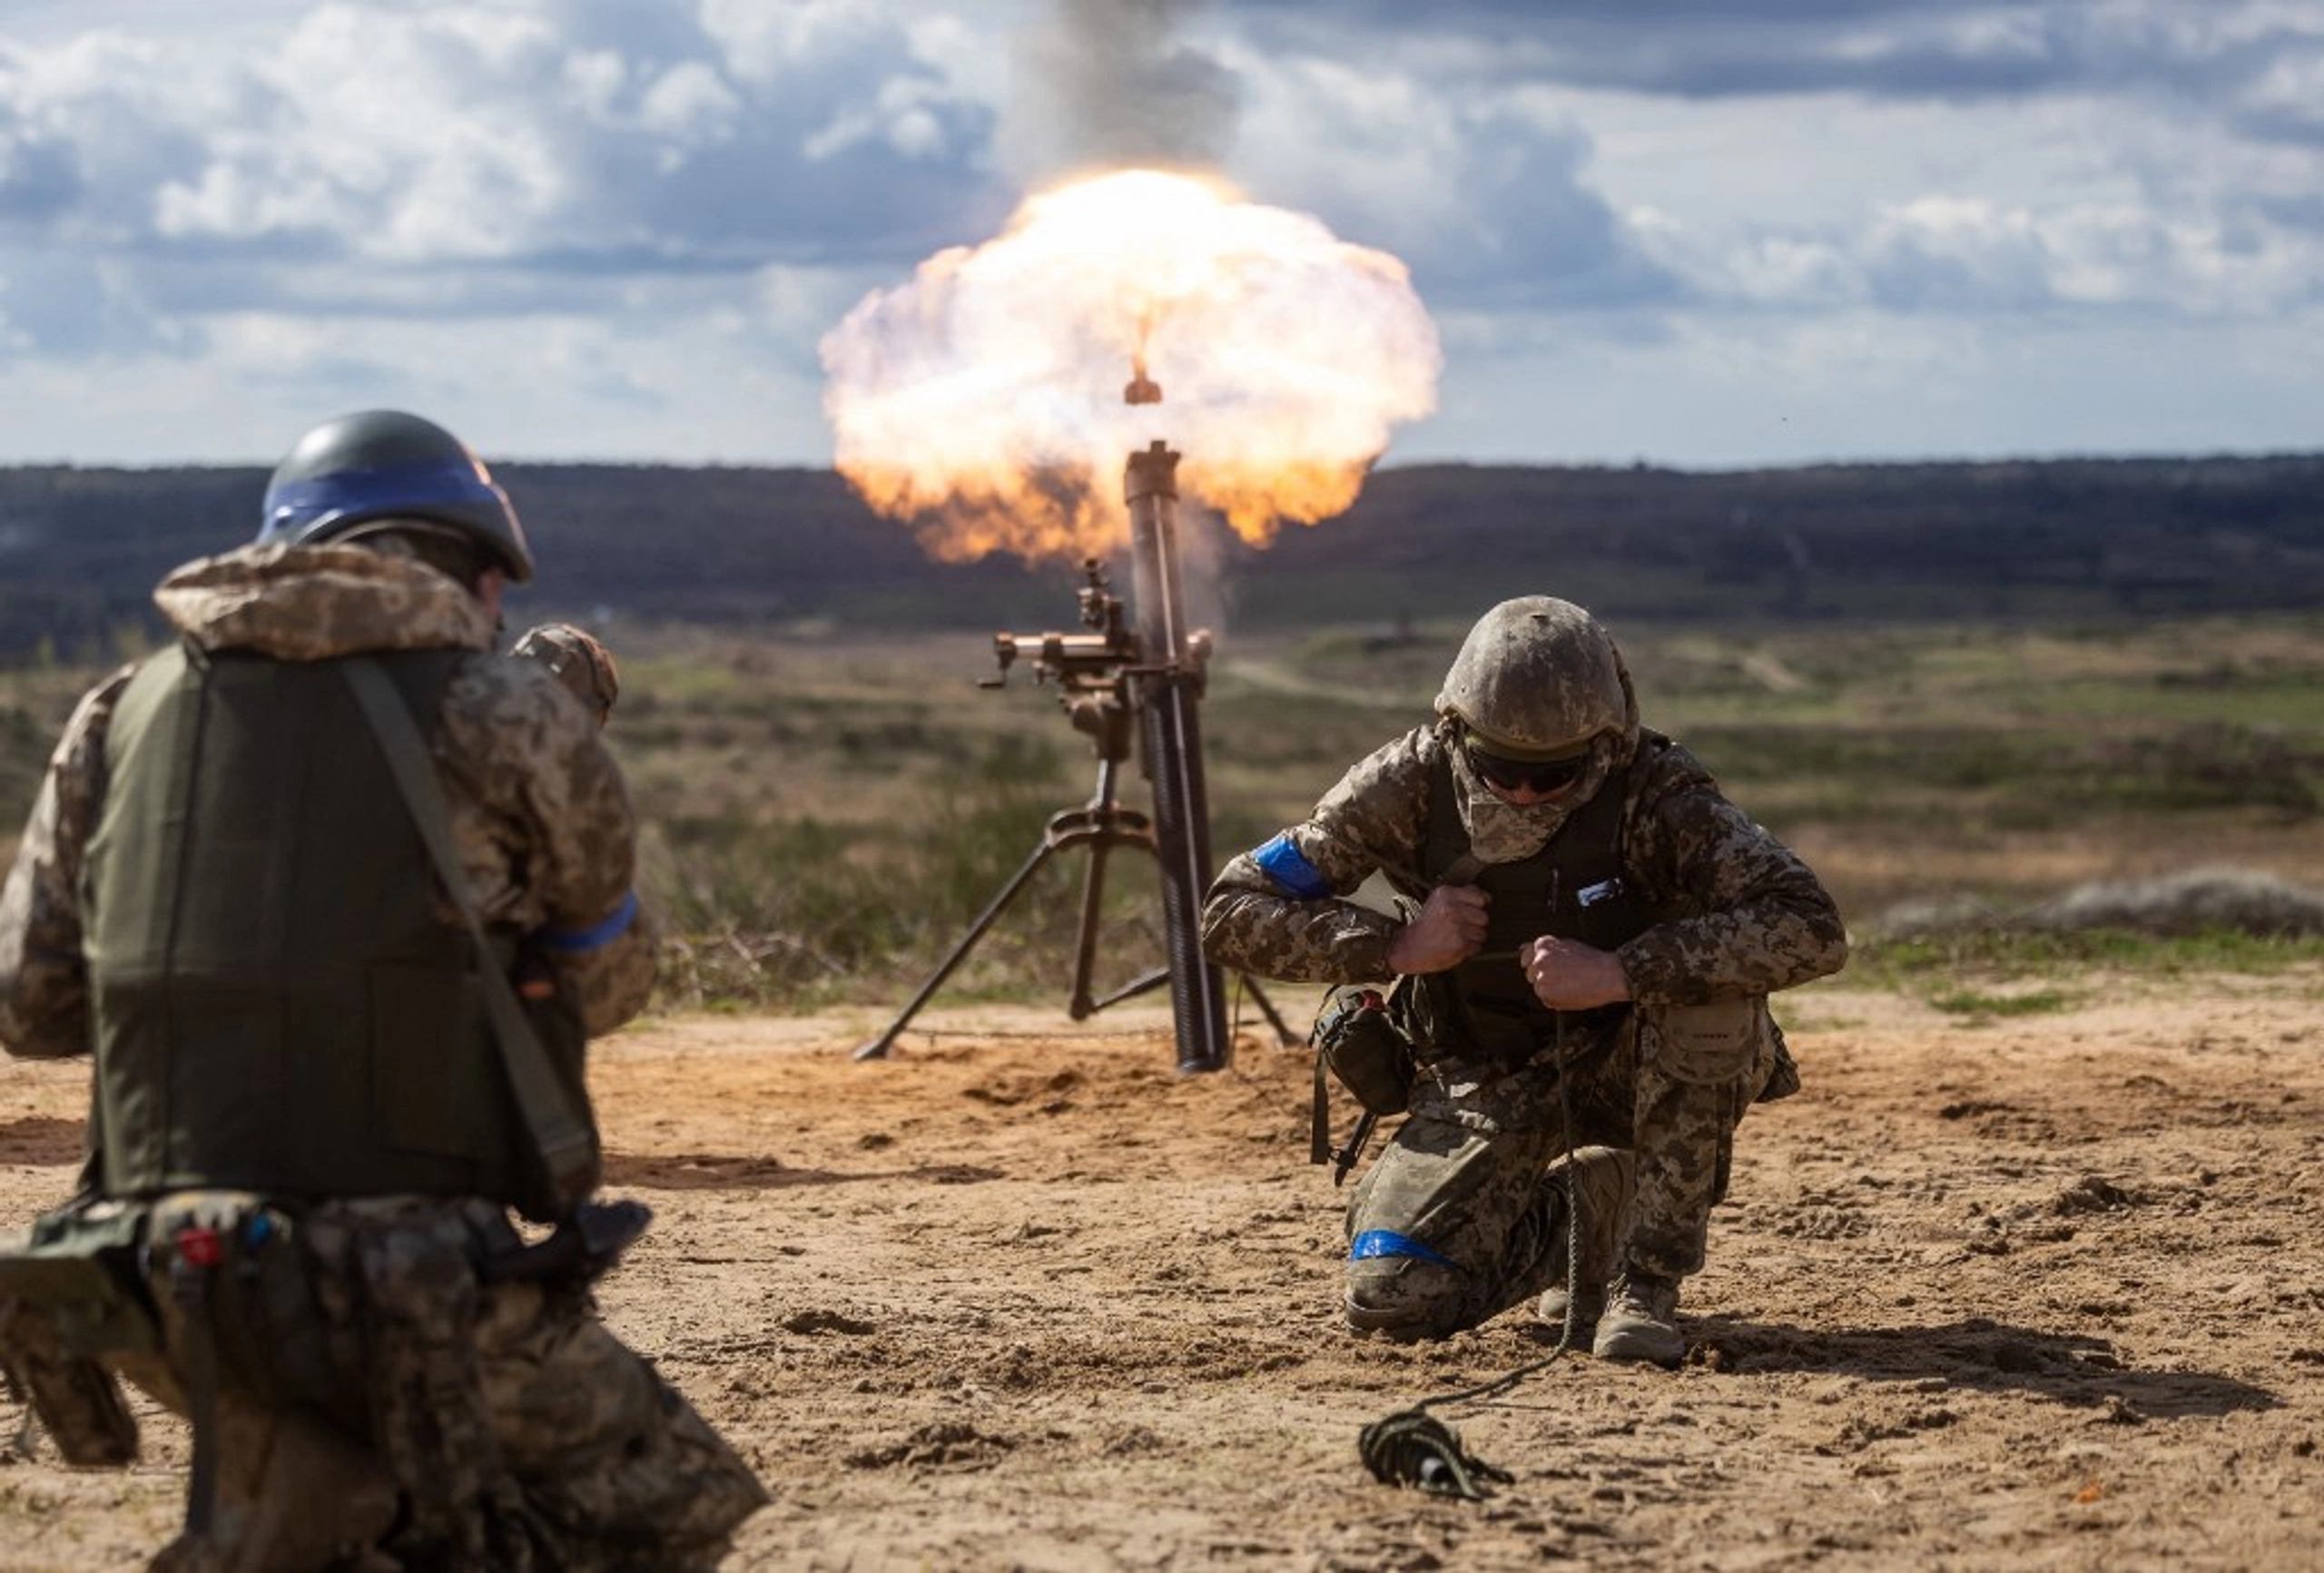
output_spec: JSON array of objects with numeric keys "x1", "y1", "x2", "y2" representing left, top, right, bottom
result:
[{"x1": 644, "y1": 732, "x2": 1181, "y2": 1011}]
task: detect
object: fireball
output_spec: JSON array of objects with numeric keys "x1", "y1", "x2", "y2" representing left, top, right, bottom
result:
[{"x1": 821, "y1": 169, "x2": 1442, "y2": 564}]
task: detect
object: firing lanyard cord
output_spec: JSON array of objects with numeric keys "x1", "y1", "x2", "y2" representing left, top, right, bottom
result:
[
  {"x1": 1553, "y1": 1002, "x2": 1587, "y2": 1355},
  {"x1": 1355, "y1": 1000, "x2": 1587, "y2": 1499},
  {"x1": 1356, "y1": 870, "x2": 1612, "y2": 1500},
  {"x1": 1401, "y1": 998, "x2": 1587, "y2": 1420}
]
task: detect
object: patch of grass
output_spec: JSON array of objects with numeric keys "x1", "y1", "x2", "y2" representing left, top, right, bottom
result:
[
  {"x1": 1926, "y1": 988, "x2": 2077, "y2": 1018},
  {"x1": 642, "y1": 730, "x2": 1178, "y2": 1012},
  {"x1": 1846, "y1": 928, "x2": 2324, "y2": 990},
  {"x1": 8, "y1": 610, "x2": 2324, "y2": 1014}
]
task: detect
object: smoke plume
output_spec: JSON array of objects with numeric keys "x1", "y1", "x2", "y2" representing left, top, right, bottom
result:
[{"x1": 1001, "y1": 0, "x2": 1241, "y2": 178}]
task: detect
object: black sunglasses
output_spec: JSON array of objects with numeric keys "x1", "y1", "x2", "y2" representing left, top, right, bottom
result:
[{"x1": 1466, "y1": 742, "x2": 1590, "y2": 796}]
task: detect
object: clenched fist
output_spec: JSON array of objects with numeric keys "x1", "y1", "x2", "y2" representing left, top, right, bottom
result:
[
  {"x1": 1519, "y1": 934, "x2": 1631, "y2": 1010},
  {"x1": 1387, "y1": 883, "x2": 1491, "y2": 975}
]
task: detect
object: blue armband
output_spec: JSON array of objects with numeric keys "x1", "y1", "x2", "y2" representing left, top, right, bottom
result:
[
  {"x1": 1252, "y1": 831, "x2": 1332, "y2": 900},
  {"x1": 537, "y1": 889, "x2": 640, "y2": 954}
]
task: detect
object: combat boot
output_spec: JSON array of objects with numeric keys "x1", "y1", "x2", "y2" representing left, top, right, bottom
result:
[
  {"x1": 1533, "y1": 1146, "x2": 1632, "y2": 1341},
  {"x1": 1592, "y1": 1273, "x2": 1684, "y2": 1368},
  {"x1": 1535, "y1": 1281, "x2": 1607, "y2": 1339}
]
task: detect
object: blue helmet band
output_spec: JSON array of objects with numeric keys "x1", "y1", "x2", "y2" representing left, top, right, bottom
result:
[
  {"x1": 260, "y1": 456, "x2": 513, "y2": 547},
  {"x1": 259, "y1": 409, "x2": 536, "y2": 579}
]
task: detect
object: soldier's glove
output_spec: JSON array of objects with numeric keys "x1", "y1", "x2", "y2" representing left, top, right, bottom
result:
[
  {"x1": 510, "y1": 623, "x2": 620, "y2": 728},
  {"x1": 478, "y1": 1199, "x2": 652, "y2": 1289}
]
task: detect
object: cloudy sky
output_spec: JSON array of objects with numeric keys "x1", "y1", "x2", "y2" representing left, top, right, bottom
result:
[{"x1": 1, "y1": 0, "x2": 2316, "y2": 473}]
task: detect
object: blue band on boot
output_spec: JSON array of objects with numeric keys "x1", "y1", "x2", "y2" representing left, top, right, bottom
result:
[{"x1": 1349, "y1": 1230, "x2": 1461, "y2": 1271}]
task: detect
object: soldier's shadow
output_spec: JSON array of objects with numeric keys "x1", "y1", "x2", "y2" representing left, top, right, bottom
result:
[
  {"x1": 600, "y1": 1152, "x2": 1006, "y2": 1191},
  {"x1": 1681, "y1": 1314, "x2": 2277, "y2": 1419}
]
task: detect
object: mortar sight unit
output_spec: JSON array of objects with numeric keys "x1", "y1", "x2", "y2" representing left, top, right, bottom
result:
[{"x1": 981, "y1": 558, "x2": 1212, "y2": 766}]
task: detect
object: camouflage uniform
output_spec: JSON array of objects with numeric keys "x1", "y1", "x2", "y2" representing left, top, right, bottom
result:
[
  {"x1": 0, "y1": 544, "x2": 765, "y2": 1569},
  {"x1": 1202, "y1": 708, "x2": 1846, "y2": 1344}
]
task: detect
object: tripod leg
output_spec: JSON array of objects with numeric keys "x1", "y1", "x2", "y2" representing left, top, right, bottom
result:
[
  {"x1": 1067, "y1": 835, "x2": 1113, "y2": 1020},
  {"x1": 853, "y1": 838, "x2": 1059, "y2": 1059},
  {"x1": 1090, "y1": 966, "x2": 1171, "y2": 1012},
  {"x1": 1237, "y1": 975, "x2": 1305, "y2": 1047}
]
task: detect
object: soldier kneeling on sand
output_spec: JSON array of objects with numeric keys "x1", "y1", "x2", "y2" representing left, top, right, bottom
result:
[
  {"x1": 0, "y1": 410, "x2": 765, "y2": 1569},
  {"x1": 1201, "y1": 596, "x2": 1848, "y2": 1366}
]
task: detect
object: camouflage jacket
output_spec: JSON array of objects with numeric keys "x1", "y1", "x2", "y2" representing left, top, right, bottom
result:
[
  {"x1": 0, "y1": 543, "x2": 656, "y2": 1059},
  {"x1": 1200, "y1": 720, "x2": 1847, "y2": 1005}
]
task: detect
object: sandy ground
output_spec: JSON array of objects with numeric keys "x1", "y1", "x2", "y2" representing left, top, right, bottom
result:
[{"x1": 4, "y1": 969, "x2": 2322, "y2": 1571}]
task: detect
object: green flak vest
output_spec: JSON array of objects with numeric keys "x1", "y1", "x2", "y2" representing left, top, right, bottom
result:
[
  {"x1": 1410, "y1": 734, "x2": 1670, "y2": 1063},
  {"x1": 82, "y1": 642, "x2": 543, "y2": 1205}
]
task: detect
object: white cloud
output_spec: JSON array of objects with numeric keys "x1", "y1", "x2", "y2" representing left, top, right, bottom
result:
[
  {"x1": 636, "y1": 61, "x2": 744, "y2": 143},
  {"x1": 804, "y1": 73, "x2": 968, "y2": 162},
  {"x1": 0, "y1": 0, "x2": 2315, "y2": 468},
  {"x1": 696, "y1": 0, "x2": 896, "y2": 83},
  {"x1": 1630, "y1": 177, "x2": 2322, "y2": 320},
  {"x1": 1219, "y1": 46, "x2": 1672, "y2": 312},
  {"x1": 1224, "y1": 50, "x2": 1468, "y2": 249},
  {"x1": 1403, "y1": 304, "x2": 2324, "y2": 470}
]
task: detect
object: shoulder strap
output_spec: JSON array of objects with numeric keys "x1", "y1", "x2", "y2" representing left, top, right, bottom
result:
[
  {"x1": 1418, "y1": 749, "x2": 1485, "y2": 887},
  {"x1": 339, "y1": 657, "x2": 596, "y2": 1211}
]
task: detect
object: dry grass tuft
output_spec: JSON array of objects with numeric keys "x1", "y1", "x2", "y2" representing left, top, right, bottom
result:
[
  {"x1": 2030, "y1": 866, "x2": 2324, "y2": 938},
  {"x1": 1869, "y1": 865, "x2": 2324, "y2": 939}
]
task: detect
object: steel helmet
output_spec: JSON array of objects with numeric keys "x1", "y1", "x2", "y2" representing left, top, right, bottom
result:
[
  {"x1": 258, "y1": 409, "x2": 534, "y2": 581},
  {"x1": 1435, "y1": 596, "x2": 1629, "y2": 760}
]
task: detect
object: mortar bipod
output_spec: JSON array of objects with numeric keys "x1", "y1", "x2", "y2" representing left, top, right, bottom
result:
[{"x1": 851, "y1": 752, "x2": 1295, "y2": 1065}]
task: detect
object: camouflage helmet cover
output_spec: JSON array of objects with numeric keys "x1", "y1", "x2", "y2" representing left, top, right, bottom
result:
[
  {"x1": 510, "y1": 622, "x2": 619, "y2": 726},
  {"x1": 1435, "y1": 596, "x2": 1630, "y2": 760},
  {"x1": 258, "y1": 408, "x2": 535, "y2": 582}
]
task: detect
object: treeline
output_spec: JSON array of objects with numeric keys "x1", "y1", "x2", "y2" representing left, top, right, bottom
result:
[{"x1": 3, "y1": 452, "x2": 2319, "y2": 661}]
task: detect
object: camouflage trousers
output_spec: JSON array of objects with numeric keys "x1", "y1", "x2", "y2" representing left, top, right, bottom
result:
[
  {"x1": 1343, "y1": 998, "x2": 1785, "y2": 1339},
  {"x1": 45, "y1": 1193, "x2": 766, "y2": 1573}
]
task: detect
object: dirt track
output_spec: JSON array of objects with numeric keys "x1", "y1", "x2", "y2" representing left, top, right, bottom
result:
[{"x1": 5, "y1": 971, "x2": 2323, "y2": 1570}]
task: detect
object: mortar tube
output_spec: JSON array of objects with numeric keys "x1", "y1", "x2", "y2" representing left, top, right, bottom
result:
[{"x1": 1125, "y1": 441, "x2": 1229, "y2": 1074}]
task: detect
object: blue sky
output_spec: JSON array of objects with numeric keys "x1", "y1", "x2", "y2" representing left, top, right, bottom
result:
[{"x1": 1, "y1": 0, "x2": 2316, "y2": 472}]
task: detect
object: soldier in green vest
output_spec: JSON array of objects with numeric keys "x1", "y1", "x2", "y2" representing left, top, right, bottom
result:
[
  {"x1": 1202, "y1": 596, "x2": 1848, "y2": 1367},
  {"x1": 0, "y1": 410, "x2": 765, "y2": 1568}
]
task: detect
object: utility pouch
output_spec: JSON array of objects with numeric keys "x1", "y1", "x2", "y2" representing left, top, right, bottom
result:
[
  {"x1": 0, "y1": 1299, "x2": 141, "y2": 1467},
  {"x1": 145, "y1": 1192, "x2": 338, "y2": 1411},
  {"x1": 1309, "y1": 983, "x2": 1419, "y2": 1183},
  {"x1": 1643, "y1": 998, "x2": 1762, "y2": 1086},
  {"x1": 0, "y1": 1199, "x2": 156, "y2": 1466},
  {"x1": 1315, "y1": 984, "x2": 1415, "y2": 1116}
]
